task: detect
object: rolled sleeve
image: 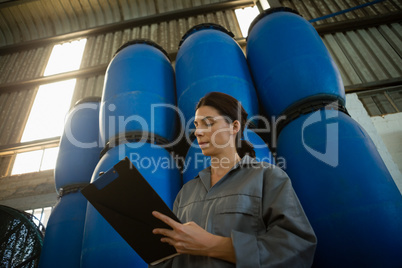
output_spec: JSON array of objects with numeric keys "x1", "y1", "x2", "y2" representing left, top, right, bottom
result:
[
  {"x1": 260, "y1": 166, "x2": 317, "y2": 267},
  {"x1": 230, "y1": 166, "x2": 317, "y2": 268},
  {"x1": 231, "y1": 230, "x2": 260, "y2": 268}
]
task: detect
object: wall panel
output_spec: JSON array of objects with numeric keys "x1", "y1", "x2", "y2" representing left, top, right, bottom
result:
[
  {"x1": 0, "y1": 87, "x2": 37, "y2": 176},
  {"x1": 0, "y1": 0, "x2": 232, "y2": 47},
  {"x1": 322, "y1": 23, "x2": 402, "y2": 86},
  {"x1": 280, "y1": 0, "x2": 402, "y2": 25},
  {"x1": 0, "y1": 46, "x2": 52, "y2": 84},
  {"x1": 71, "y1": 75, "x2": 105, "y2": 106},
  {"x1": 0, "y1": 88, "x2": 37, "y2": 145}
]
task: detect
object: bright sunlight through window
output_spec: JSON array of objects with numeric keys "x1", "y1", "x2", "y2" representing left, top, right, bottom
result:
[
  {"x1": 26, "y1": 207, "x2": 53, "y2": 228},
  {"x1": 44, "y1": 39, "x2": 87, "y2": 76},
  {"x1": 235, "y1": 6, "x2": 261, "y2": 37},
  {"x1": 259, "y1": 0, "x2": 270, "y2": 10},
  {"x1": 12, "y1": 39, "x2": 86, "y2": 175},
  {"x1": 11, "y1": 148, "x2": 59, "y2": 175},
  {"x1": 40, "y1": 147, "x2": 59, "y2": 171},
  {"x1": 12, "y1": 150, "x2": 42, "y2": 174},
  {"x1": 20, "y1": 79, "x2": 76, "y2": 142}
]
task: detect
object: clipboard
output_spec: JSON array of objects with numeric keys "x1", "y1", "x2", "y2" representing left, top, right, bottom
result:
[{"x1": 81, "y1": 157, "x2": 181, "y2": 265}]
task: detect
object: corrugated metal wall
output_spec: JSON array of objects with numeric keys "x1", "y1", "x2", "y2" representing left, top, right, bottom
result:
[
  {"x1": 277, "y1": 0, "x2": 402, "y2": 87},
  {"x1": 0, "y1": 0, "x2": 229, "y2": 46},
  {"x1": 0, "y1": 46, "x2": 52, "y2": 177},
  {"x1": 280, "y1": 0, "x2": 402, "y2": 25},
  {"x1": 0, "y1": 46, "x2": 52, "y2": 83},
  {"x1": 0, "y1": 88, "x2": 37, "y2": 177},
  {"x1": 358, "y1": 85, "x2": 402, "y2": 116},
  {"x1": 323, "y1": 23, "x2": 402, "y2": 86}
]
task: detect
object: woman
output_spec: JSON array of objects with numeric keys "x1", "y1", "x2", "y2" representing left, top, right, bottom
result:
[{"x1": 152, "y1": 92, "x2": 317, "y2": 267}]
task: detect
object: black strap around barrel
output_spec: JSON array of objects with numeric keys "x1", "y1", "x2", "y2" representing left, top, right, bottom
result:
[
  {"x1": 114, "y1": 39, "x2": 170, "y2": 60},
  {"x1": 275, "y1": 95, "x2": 350, "y2": 139},
  {"x1": 58, "y1": 183, "x2": 90, "y2": 198},
  {"x1": 100, "y1": 131, "x2": 170, "y2": 159},
  {"x1": 73, "y1": 97, "x2": 101, "y2": 107},
  {"x1": 179, "y1": 23, "x2": 235, "y2": 48},
  {"x1": 248, "y1": 7, "x2": 301, "y2": 37}
]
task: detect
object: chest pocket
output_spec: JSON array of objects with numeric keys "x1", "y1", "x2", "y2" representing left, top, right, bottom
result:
[{"x1": 212, "y1": 194, "x2": 261, "y2": 237}]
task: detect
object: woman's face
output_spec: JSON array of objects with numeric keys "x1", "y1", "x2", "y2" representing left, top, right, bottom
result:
[{"x1": 194, "y1": 105, "x2": 239, "y2": 157}]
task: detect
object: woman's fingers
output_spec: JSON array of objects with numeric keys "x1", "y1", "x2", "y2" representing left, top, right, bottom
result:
[
  {"x1": 152, "y1": 211, "x2": 183, "y2": 242},
  {"x1": 151, "y1": 211, "x2": 235, "y2": 260},
  {"x1": 152, "y1": 211, "x2": 181, "y2": 229},
  {"x1": 160, "y1": 237, "x2": 178, "y2": 246},
  {"x1": 152, "y1": 211, "x2": 215, "y2": 255},
  {"x1": 153, "y1": 227, "x2": 173, "y2": 237}
]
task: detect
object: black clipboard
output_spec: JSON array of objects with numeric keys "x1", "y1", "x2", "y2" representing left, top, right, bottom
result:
[{"x1": 81, "y1": 157, "x2": 181, "y2": 265}]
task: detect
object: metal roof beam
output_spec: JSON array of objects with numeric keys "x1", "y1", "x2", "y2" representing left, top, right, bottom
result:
[
  {"x1": 0, "y1": 38, "x2": 247, "y2": 93},
  {"x1": 345, "y1": 78, "x2": 402, "y2": 94},
  {"x1": 0, "y1": 64, "x2": 108, "y2": 92},
  {"x1": 315, "y1": 11, "x2": 402, "y2": 35},
  {"x1": 0, "y1": 0, "x2": 254, "y2": 55},
  {"x1": 0, "y1": 136, "x2": 60, "y2": 157},
  {"x1": 0, "y1": 0, "x2": 38, "y2": 9}
]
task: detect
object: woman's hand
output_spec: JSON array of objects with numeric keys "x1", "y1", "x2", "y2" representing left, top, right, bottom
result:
[{"x1": 152, "y1": 211, "x2": 236, "y2": 263}]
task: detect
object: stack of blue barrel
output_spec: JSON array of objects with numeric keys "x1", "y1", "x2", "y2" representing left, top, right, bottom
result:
[
  {"x1": 39, "y1": 97, "x2": 102, "y2": 268},
  {"x1": 175, "y1": 24, "x2": 274, "y2": 181},
  {"x1": 40, "y1": 12, "x2": 402, "y2": 267},
  {"x1": 80, "y1": 40, "x2": 182, "y2": 268},
  {"x1": 247, "y1": 7, "x2": 402, "y2": 267}
]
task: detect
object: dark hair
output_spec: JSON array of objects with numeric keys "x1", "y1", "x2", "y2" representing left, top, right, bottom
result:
[{"x1": 195, "y1": 92, "x2": 255, "y2": 158}]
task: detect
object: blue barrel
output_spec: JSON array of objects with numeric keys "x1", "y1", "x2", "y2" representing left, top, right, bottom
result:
[
  {"x1": 183, "y1": 129, "x2": 274, "y2": 184},
  {"x1": 277, "y1": 109, "x2": 402, "y2": 267},
  {"x1": 55, "y1": 97, "x2": 102, "y2": 192},
  {"x1": 247, "y1": 8, "x2": 345, "y2": 118},
  {"x1": 176, "y1": 24, "x2": 259, "y2": 134},
  {"x1": 39, "y1": 191, "x2": 88, "y2": 268},
  {"x1": 100, "y1": 40, "x2": 177, "y2": 144},
  {"x1": 81, "y1": 142, "x2": 182, "y2": 268}
]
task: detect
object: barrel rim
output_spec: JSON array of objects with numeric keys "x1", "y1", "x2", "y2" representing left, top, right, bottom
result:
[
  {"x1": 276, "y1": 95, "x2": 349, "y2": 139},
  {"x1": 74, "y1": 97, "x2": 101, "y2": 107},
  {"x1": 114, "y1": 39, "x2": 170, "y2": 60},
  {"x1": 100, "y1": 131, "x2": 171, "y2": 159},
  {"x1": 58, "y1": 183, "x2": 89, "y2": 197},
  {"x1": 178, "y1": 23, "x2": 235, "y2": 48},
  {"x1": 247, "y1": 7, "x2": 301, "y2": 37}
]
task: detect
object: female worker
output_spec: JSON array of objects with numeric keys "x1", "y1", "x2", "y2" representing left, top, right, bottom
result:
[{"x1": 152, "y1": 92, "x2": 317, "y2": 267}]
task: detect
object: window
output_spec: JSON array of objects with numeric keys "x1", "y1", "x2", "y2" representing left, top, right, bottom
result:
[
  {"x1": 258, "y1": 0, "x2": 270, "y2": 10},
  {"x1": 12, "y1": 148, "x2": 59, "y2": 175},
  {"x1": 235, "y1": 6, "x2": 261, "y2": 37},
  {"x1": 25, "y1": 206, "x2": 53, "y2": 230},
  {"x1": 11, "y1": 39, "x2": 87, "y2": 175},
  {"x1": 20, "y1": 79, "x2": 76, "y2": 142},
  {"x1": 358, "y1": 86, "x2": 402, "y2": 116},
  {"x1": 44, "y1": 39, "x2": 87, "y2": 76}
]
